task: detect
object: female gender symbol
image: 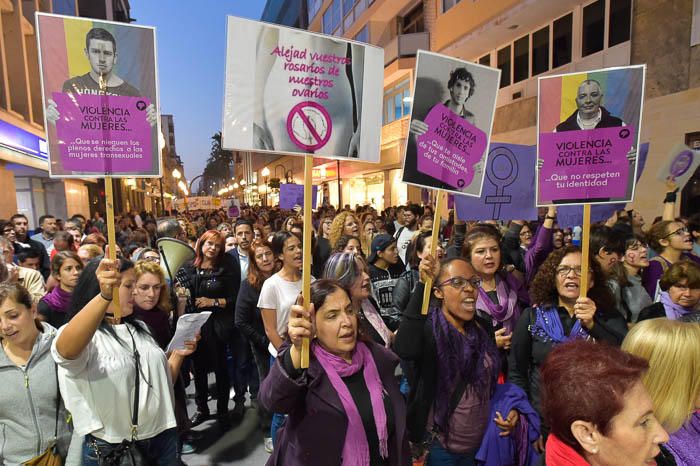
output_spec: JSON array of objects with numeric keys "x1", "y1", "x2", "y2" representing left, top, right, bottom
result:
[{"x1": 485, "y1": 147, "x2": 519, "y2": 219}]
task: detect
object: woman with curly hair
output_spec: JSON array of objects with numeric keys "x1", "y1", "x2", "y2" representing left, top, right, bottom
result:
[
  {"x1": 328, "y1": 211, "x2": 360, "y2": 249},
  {"x1": 507, "y1": 246, "x2": 627, "y2": 430}
]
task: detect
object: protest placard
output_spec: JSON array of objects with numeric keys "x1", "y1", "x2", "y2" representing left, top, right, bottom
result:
[
  {"x1": 222, "y1": 16, "x2": 383, "y2": 161},
  {"x1": 402, "y1": 51, "x2": 500, "y2": 197},
  {"x1": 536, "y1": 65, "x2": 645, "y2": 206},
  {"x1": 455, "y1": 143, "x2": 538, "y2": 221},
  {"x1": 279, "y1": 184, "x2": 318, "y2": 209},
  {"x1": 656, "y1": 144, "x2": 700, "y2": 190},
  {"x1": 36, "y1": 13, "x2": 160, "y2": 177}
]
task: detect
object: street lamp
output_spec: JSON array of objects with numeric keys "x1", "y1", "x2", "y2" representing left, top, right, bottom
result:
[
  {"x1": 261, "y1": 166, "x2": 270, "y2": 207},
  {"x1": 172, "y1": 168, "x2": 181, "y2": 180}
]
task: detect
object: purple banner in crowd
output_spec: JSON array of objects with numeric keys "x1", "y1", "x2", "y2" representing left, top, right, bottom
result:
[
  {"x1": 53, "y1": 92, "x2": 154, "y2": 174},
  {"x1": 416, "y1": 103, "x2": 488, "y2": 190},
  {"x1": 538, "y1": 126, "x2": 635, "y2": 205},
  {"x1": 455, "y1": 143, "x2": 538, "y2": 221},
  {"x1": 279, "y1": 183, "x2": 318, "y2": 210},
  {"x1": 557, "y1": 143, "x2": 649, "y2": 228}
]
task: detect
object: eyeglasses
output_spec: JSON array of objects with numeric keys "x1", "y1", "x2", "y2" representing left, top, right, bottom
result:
[
  {"x1": 519, "y1": 231, "x2": 533, "y2": 237},
  {"x1": 143, "y1": 256, "x2": 160, "y2": 263},
  {"x1": 556, "y1": 266, "x2": 583, "y2": 277},
  {"x1": 664, "y1": 227, "x2": 689, "y2": 239},
  {"x1": 436, "y1": 276, "x2": 482, "y2": 290}
]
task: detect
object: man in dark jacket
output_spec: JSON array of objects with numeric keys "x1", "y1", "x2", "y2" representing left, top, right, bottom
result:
[
  {"x1": 555, "y1": 79, "x2": 624, "y2": 132},
  {"x1": 10, "y1": 214, "x2": 50, "y2": 279}
]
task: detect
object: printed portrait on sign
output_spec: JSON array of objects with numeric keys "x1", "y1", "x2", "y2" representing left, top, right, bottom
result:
[
  {"x1": 536, "y1": 65, "x2": 645, "y2": 206},
  {"x1": 401, "y1": 51, "x2": 500, "y2": 198},
  {"x1": 223, "y1": 17, "x2": 383, "y2": 162},
  {"x1": 36, "y1": 13, "x2": 159, "y2": 177}
]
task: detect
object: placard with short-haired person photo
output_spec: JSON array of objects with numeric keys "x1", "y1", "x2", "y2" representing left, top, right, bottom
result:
[{"x1": 536, "y1": 65, "x2": 646, "y2": 206}]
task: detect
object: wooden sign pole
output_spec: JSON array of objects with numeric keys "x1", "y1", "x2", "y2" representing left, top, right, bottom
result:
[
  {"x1": 579, "y1": 203, "x2": 591, "y2": 298},
  {"x1": 422, "y1": 190, "x2": 445, "y2": 315},
  {"x1": 104, "y1": 176, "x2": 121, "y2": 320},
  {"x1": 301, "y1": 155, "x2": 313, "y2": 368}
]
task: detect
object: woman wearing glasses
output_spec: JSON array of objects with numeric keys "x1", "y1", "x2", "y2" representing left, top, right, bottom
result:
[
  {"x1": 508, "y1": 246, "x2": 627, "y2": 447},
  {"x1": 642, "y1": 220, "x2": 700, "y2": 298},
  {"x1": 394, "y1": 256, "x2": 541, "y2": 465},
  {"x1": 637, "y1": 261, "x2": 700, "y2": 322}
]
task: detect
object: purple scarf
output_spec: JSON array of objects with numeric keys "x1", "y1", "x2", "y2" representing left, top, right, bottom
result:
[
  {"x1": 477, "y1": 274, "x2": 521, "y2": 333},
  {"x1": 660, "y1": 291, "x2": 692, "y2": 320},
  {"x1": 429, "y1": 307, "x2": 500, "y2": 435},
  {"x1": 312, "y1": 341, "x2": 388, "y2": 466},
  {"x1": 40, "y1": 285, "x2": 72, "y2": 314},
  {"x1": 529, "y1": 305, "x2": 590, "y2": 344}
]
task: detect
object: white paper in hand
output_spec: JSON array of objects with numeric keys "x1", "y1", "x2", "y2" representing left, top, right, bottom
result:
[{"x1": 167, "y1": 312, "x2": 212, "y2": 353}]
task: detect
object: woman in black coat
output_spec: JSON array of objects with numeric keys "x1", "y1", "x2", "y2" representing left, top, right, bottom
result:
[
  {"x1": 507, "y1": 246, "x2": 628, "y2": 436},
  {"x1": 235, "y1": 238, "x2": 277, "y2": 450},
  {"x1": 181, "y1": 229, "x2": 238, "y2": 426}
]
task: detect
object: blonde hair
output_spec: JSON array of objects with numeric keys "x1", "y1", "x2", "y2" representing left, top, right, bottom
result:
[
  {"x1": 622, "y1": 319, "x2": 700, "y2": 432},
  {"x1": 134, "y1": 260, "x2": 171, "y2": 314},
  {"x1": 329, "y1": 212, "x2": 358, "y2": 249}
]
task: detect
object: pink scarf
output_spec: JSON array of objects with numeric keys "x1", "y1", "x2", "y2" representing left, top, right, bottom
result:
[
  {"x1": 312, "y1": 341, "x2": 388, "y2": 466},
  {"x1": 361, "y1": 299, "x2": 393, "y2": 347},
  {"x1": 545, "y1": 434, "x2": 590, "y2": 466}
]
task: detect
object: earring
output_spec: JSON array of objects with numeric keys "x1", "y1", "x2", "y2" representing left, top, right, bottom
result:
[{"x1": 591, "y1": 448, "x2": 598, "y2": 454}]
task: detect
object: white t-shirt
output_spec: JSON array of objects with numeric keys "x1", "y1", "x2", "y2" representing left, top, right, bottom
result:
[
  {"x1": 395, "y1": 226, "x2": 415, "y2": 266},
  {"x1": 257, "y1": 272, "x2": 305, "y2": 357},
  {"x1": 51, "y1": 323, "x2": 177, "y2": 443}
]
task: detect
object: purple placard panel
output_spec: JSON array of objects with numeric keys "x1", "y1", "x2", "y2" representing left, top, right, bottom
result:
[
  {"x1": 279, "y1": 183, "x2": 318, "y2": 209},
  {"x1": 416, "y1": 103, "x2": 488, "y2": 190},
  {"x1": 455, "y1": 143, "x2": 538, "y2": 221},
  {"x1": 53, "y1": 92, "x2": 153, "y2": 174},
  {"x1": 557, "y1": 143, "x2": 649, "y2": 228},
  {"x1": 538, "y1": 126, "x2": 635, "y2": 204}
]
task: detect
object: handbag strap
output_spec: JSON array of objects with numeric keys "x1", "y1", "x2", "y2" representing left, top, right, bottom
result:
[
  {"x1": 53, "y1": 363, "x2": 59, "y2": 440},
  {"x1": 126, "y1": 326, "x2": 140, "y2": 441}
]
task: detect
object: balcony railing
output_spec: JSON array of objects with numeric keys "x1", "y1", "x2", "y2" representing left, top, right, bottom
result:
[{"x1": 384, "y1": 32, "x2": 430, "y2": 67}]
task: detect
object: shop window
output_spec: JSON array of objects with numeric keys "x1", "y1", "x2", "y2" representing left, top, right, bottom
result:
[
  {"x1": 497, "y1": 46, "x2": 511, "y2": 88},
  {"x1": 479, "y1": 54, "x2": 491, "y2": 67},
  {"x1": 582, "y1": 0, "x2": 605, "y2": 57},
  {"x1": 532, "y1": 26, "x2": 549, "y2": 76},
  {"x1": 513, "y1": 35, "x2": 529, "y2": 83},
  {"x1": 553, "y1": 13, "x2": 572, "y2": 68},
  {"x1": 443, "y1": 0, "x2": 461, "y2": 14},
  {"x1": 608, "y1": 0, "x2": 632, "y2": 47}
]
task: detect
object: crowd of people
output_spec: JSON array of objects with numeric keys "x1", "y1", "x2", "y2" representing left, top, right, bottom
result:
[{"x1": 0, "y1": 177, "x2": 699, "y2": 465}]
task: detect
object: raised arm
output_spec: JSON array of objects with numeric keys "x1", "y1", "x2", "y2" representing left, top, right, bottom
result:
[
  {"x1": 662, "y1": 177, "x2": 678, "y2": 222},
  {"x1": 55, "y1": 258, "x2": 119, "y2": 360}
]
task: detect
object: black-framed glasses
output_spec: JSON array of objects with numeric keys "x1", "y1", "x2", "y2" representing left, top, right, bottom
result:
[
  {"x1": 556, "y1": 266, "x2": 583, "y2": 277},
  {"x1": 664, "y1": 227, "x2": 689, "y2": 239},
  {"x1": 435, "y1": 276, "x2": 482, "y2": 290},
  {"x1": 626, "y1": 241, "x2": 648, "y2": 251}
]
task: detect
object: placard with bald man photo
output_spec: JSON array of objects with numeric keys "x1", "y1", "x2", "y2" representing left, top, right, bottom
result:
[{"x1": 536, "y1": 65, "x2": 646, "y2": 206}]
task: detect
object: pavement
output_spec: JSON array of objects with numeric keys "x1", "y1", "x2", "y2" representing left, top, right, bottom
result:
[{"x1": 181, "y1": 385, "x2": 271, "y2": 466}]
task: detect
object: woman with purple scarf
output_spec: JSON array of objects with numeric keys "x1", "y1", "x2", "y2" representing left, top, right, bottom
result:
[
  {"x1": 508, "y1": 246, "x2": 627, "y2": 446},
  {"x1": 394, "y1": 255, "x2": 535, "y2": 465},
  {"x1": 462, "y1": 225, "x2": 529, "y2": 377},
  {"x1": 37, "y1": 251, "x2": 83, "y2": 328},
  {"x1": 259, "y1": 279, "x2": 411, "y2": 466},
  {"x1": 637, "y1": 261, "x2": 700, "y2": 322}
]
